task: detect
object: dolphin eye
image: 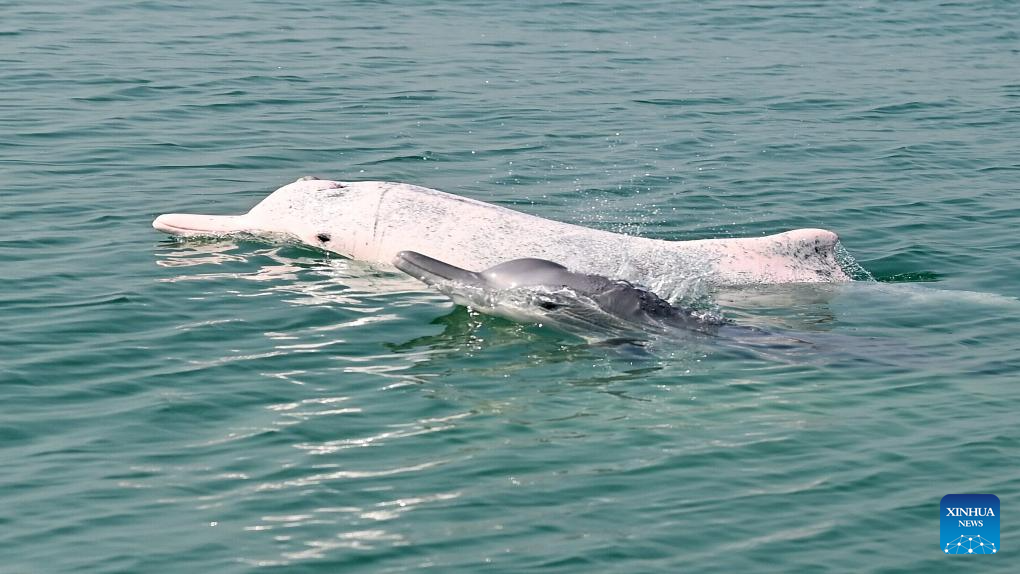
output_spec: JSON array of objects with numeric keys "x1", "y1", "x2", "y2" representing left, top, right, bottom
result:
[
  {"x1": 538, "y1": 300, "x2": 563, "y2": 311},
  {"x1": 316, "y1": 233, "x2": 331, "y2": 243}
]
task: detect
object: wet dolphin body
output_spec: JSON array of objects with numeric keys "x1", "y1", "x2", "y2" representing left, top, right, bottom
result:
[
  {"x1": 394, "y1": 252, "x2": 935, "y2": 366},
  {"x1": 393, "y1": 250, "x2": 720, "y2": 338},
  {"x1": 153, "y1": 176, "x2": 851, "y2": 288}
]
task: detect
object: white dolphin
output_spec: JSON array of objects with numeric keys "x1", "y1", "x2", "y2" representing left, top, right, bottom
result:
[{"x1": 153, "y1": 176, "x2": 850, "y2": 287}]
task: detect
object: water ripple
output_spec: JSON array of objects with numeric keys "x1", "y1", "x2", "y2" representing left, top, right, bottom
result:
[{"x1": 3, "y1": 0, "x2": 1019, "y2": 572}]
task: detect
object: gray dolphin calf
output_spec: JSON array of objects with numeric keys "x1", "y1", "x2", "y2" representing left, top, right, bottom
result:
[{"x1": 393, "y1": 250, "x2": 722, "y2": 340}]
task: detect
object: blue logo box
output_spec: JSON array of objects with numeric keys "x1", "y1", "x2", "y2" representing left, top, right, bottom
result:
[{"x1": 941, "y1": 494, "x2": 999, "y2": 555}]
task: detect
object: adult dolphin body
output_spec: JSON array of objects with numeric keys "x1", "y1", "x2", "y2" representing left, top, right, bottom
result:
[{"x1": 153, "y1": 176, "x2": 850, "y2": 287}]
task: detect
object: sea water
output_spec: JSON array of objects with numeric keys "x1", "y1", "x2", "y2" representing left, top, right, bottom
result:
[{"x1": 2, "y1": 1, "x2": 1018, "y2": 572}]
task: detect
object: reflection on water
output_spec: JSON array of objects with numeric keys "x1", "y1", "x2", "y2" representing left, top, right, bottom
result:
[
  {"x1": 153, "y1": 236, "x2": 923, "y2": 377},
  {"x1": 144, "y1": 230, "x2": 1012, "y2": 569}
]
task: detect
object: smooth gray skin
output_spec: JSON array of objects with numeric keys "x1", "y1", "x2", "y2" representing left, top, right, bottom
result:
[{"x1": 393, "y1": 250, "x2": 713, "y2": 335}]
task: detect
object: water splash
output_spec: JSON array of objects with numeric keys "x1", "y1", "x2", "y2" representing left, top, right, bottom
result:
[{"x1": 834, "y1": 240, "x2": 874, "y2": 281}]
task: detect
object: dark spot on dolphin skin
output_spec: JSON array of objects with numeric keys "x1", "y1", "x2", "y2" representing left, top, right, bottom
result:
[{"x1": 316, "y1": 233, "x2": 331, "y2": 243}]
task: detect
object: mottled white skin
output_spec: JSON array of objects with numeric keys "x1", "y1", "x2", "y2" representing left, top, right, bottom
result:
[{"x1": 153, "y1": 177, "x2": 850, "y2": 287}]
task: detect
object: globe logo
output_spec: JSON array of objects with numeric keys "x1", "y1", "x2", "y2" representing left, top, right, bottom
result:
[{"x1": 945, "y1": 535, "x2": 996, "y2": 554}]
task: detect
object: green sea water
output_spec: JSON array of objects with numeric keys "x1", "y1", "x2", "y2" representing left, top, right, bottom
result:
[{"x1": 2, "y1": 1, "x2": 1019, "y2": 572}]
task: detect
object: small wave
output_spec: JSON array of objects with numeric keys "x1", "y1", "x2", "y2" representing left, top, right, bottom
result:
[{"x1": 841, "y1": 281, "x2": 1019, "y2": 308}]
